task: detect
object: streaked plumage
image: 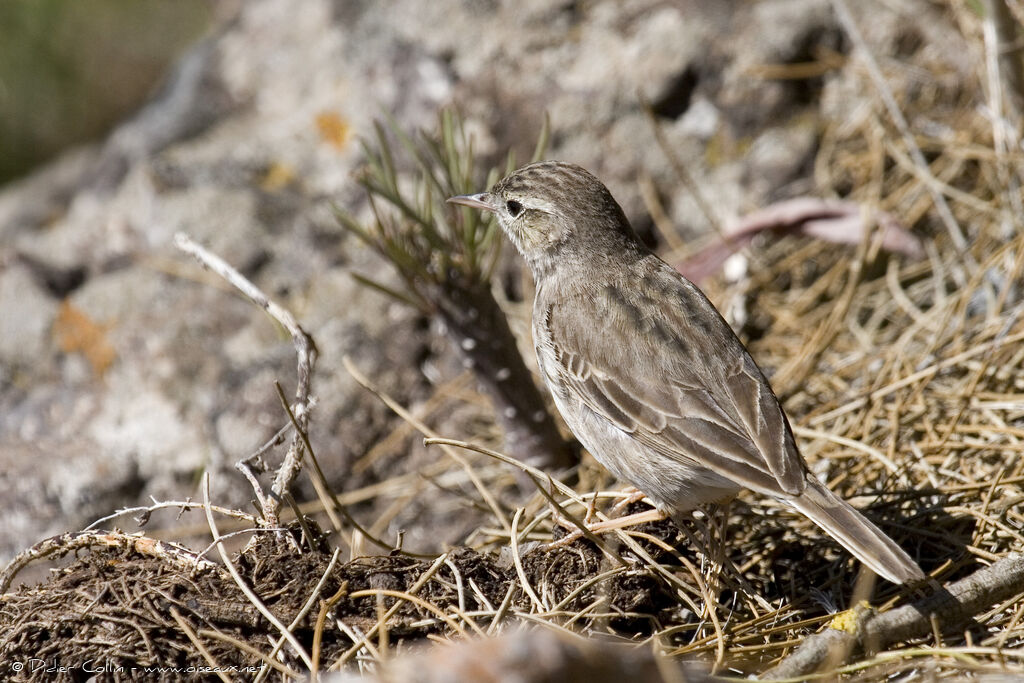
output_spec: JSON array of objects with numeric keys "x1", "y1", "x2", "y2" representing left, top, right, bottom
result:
[{"x1": 449, "y1": 161, "x2": 924, "y2": 584}]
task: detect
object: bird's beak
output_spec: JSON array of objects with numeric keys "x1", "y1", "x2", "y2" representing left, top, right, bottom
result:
[{"x1": 447, "y1": 192, "x2": 498, "y2": 212}]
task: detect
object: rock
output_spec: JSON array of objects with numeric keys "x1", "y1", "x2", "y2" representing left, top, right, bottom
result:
[{"x1": 0, "y1": 264, "x2": 59, "y2": 371}]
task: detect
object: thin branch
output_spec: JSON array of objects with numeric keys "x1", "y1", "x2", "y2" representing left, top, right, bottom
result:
[
  {"x1": 765, "y1": 552, "x2": 1024, "y2": 679},
  {"x1": 0, "y1": 530, "x2": 220, "y2": 593},
  {"x1": 175, "y1": 232, "x2": 318, "y2": 526},
  {"x1": 85, "y1": 499, "x2": 259, "y2": 530}
]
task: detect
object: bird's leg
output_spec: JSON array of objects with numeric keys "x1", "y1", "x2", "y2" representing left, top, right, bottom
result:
[
  {"x1": 672, "y1": 507, "x2": 728, "y2": 636},
  {"x1": 704, "y1": 502, "x2": 729, "y2": 606},
  {"x1": 584, "y1": 492, "x2": 599, "y2": 524},
  {"x1": 610, "y1": 486, "x2": 648, "y2": 514},
  {"x1": 547, "y1": 504, "x2": 667, "y2": 549},
  {"x1": 673, "y1": 503, "x2": 775, "y2": 613},
  {"x1": 547, "y1": 492, "x2": 598, "y2": 532}
]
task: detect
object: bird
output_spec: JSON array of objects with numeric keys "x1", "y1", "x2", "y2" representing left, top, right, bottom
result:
[{"x1": 448, "y1": 160, "x2": 925, "y2": 585}]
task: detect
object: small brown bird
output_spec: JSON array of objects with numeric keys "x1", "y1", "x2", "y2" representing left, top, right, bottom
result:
[{"x1": 449, "y1": 160, "x2": 924, "y2": 585}]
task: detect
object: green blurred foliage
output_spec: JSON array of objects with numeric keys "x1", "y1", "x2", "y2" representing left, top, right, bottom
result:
[{"x1": 0, "y1": 0, "x2": 212, "y2": 185}]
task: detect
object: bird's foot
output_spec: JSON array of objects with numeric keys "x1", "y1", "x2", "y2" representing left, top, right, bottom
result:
[{"x1": 609, "y1": 486, "x2": 649, "y2": 514}]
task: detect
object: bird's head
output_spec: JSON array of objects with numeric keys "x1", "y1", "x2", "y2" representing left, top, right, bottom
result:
[{"x1": 448, "y1": 161, "x2": 641, "y2": 277}]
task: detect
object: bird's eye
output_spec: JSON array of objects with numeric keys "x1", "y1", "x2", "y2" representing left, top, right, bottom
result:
[{"x1": 506, "y1": 200, "x2": 523, "y2": 217}]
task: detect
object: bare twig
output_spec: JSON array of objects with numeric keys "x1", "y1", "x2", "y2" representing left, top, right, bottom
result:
[
  {"x1": 175, "y1": 232, "x2": 318, "y2": 526},
  {"x1": 84, "y1": 499, "x2": 259, "y2": 530},
  {"x1": 765, "y1": 553, "x2": 1024, "y2": 679},
  {"x1": 1, "y1": 530, "x2": 221, "y2": 593},
  {"x1": 273, "y1": 381, "x2": 399, "y2": 554},
  {"x1": 311, "y1": 581, "x2": 350, "y2": 679}
]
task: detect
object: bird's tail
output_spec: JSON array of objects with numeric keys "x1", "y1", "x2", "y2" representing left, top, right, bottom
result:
[{"x1": 788, "y1": 477, "x2": 925, "y2": 585}]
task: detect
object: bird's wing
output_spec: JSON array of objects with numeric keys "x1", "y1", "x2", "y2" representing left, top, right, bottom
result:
[{"x1": 539, "y1": 264, "x2": 806, "y2": 497}]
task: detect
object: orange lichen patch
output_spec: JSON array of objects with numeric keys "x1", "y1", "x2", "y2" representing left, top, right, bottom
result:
[
  {"x1": 53, "y1": 300, "x2": 116, "y2": 378},
  {"x1": 315, "y1": 111, "x2": 351, "y2": 150},
  {"x1": 260, "y1": 161, "x2": 296, "y2": 191}
]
